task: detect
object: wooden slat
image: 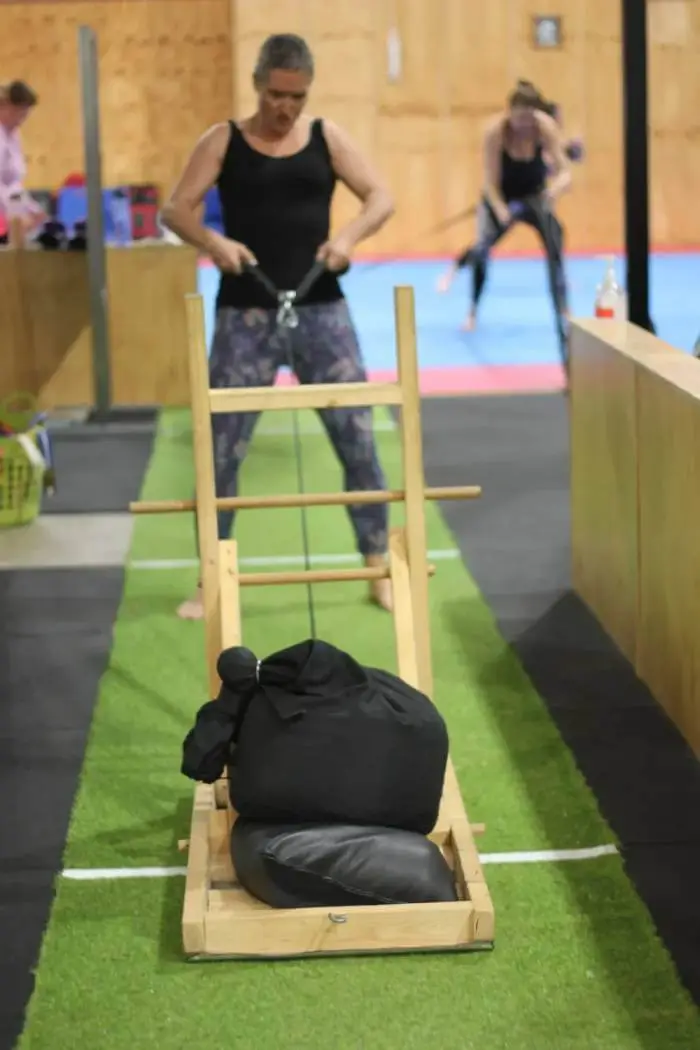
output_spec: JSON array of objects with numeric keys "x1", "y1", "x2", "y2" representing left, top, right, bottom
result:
[
  {"x1": 218, "y1": 539, "x2": 242, "y2": 649},
  {"x1": 437, "y1": 761, "x2": 468, "y2": 828},
  {"x1": 203, "y1": 898, "x2": 475, "y2": 957},
  {"x1": 395, "y1": 286, "x2": 433, "y2": 697},
  {"x1": 451, "y1": 821, "x2": 495, "y2": 942},
  {"x1": 207, "y1": 886, "x2": 269, "y2": 913},
  {"x1": 209, "y1": 381, "x2": 403, "y2": 414},
  {"x1": 182, "y1": 783, "x2": 214, "y2": 954},
  {"x1": 208, "y1": 808, "x2": 234, "y2": 884},
  {"x1": 186, "y1": 293, "x2": 221, "y2": 697},
  {"x1": 388, "y1": 528, "x2": 420, "y2": 690},
  {"x1": 238, "y1": 565, "x2": 435, "y2": 587},
  {"x1": 130, "y1": 484, "x2": 482, "y2": 515}
]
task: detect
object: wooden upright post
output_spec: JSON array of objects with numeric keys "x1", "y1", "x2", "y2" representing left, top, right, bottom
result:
[
  {"x1": 185, "y1": 294, "x2": 222, "y2": 697},
  {"x1": 394, "y1": 285, "x2": 433, "y2": 697}
]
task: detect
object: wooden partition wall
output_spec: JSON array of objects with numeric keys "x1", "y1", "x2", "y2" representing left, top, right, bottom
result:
[
  {"x1": 0, "y1": 244, "x2": 198, "y2": 408},
  {"x1": 1, "y1": 0, "x2": 699, "y2": 255},
  {"x1": 570, "y1": 321, "x2": 700, "y2": 756}
]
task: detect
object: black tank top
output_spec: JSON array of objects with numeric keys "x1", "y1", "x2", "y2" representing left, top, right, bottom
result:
[
  {"x1": 215, "y1": 118, "x2": 342, "y2": 309},
  {"x1": 500, "y1": 139, "x2": 547, "y2": 202}
]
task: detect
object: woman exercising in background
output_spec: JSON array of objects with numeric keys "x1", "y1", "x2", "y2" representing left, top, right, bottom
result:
[{"x1": 436, "y1": 81, "x2": 574, "y2": 336}]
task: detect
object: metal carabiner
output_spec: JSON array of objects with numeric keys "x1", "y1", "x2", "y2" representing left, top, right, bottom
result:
[{"x1": 276, "y1": 290, "x2": 299, "y2": 329}]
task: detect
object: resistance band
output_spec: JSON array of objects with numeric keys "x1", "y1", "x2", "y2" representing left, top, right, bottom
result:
[{"x1": 243, "y1": 259, "x2": 343, "y2": 640}]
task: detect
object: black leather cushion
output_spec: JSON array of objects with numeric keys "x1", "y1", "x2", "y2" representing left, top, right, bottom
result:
[{"x1": 231, "y1": 819, "x2": 459, "y2": 909}]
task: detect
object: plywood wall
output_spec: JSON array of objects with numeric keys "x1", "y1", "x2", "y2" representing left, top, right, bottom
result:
[
  {"x1": 229, "y1": 0, "x2": 627, "y2": 254},
  {"x1": 0, "y1": 0, "x2": 232, "y2": 192},
  {"x1": 1, "y1": 0, "x2": 698, "y2": 254},
  {"x1": 648, "y1": 0, "x2": 700, "y2": 247}
]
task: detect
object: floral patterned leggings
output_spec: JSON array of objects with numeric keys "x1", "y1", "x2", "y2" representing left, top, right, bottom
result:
[{"x1": 207, "y1": 298, "x2": 388, "y2": 556}]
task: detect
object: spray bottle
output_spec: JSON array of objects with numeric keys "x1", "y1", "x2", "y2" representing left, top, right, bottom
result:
[{"x1": 595, "y1": 256, "x2": 626, "y2": 319}]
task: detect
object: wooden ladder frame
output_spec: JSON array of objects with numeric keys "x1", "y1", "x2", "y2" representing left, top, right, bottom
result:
[{"x1": 132, "y1": 285, "x2": 495, "y2": 960}]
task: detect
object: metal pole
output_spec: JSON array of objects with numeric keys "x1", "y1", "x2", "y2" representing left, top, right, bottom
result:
[
  {"x1": 78, "y1": 25, "x2": 112, "y2": 418},
  {"x1": 621, "y1": 0, "x2": 654, "y2": 332}
]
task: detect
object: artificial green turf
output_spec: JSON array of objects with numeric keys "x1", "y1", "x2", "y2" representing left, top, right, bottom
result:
[
  {"x1": 20, "y1": 862, "x2": 700, "y2": 1050},
  {"x1": 19, "y1": 408, "x2": 700, "y2": 1049}
]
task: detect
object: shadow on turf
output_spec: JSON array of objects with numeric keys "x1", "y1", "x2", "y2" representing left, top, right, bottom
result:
[
  {"x1": 444, "y1": 592, "x2": 700, "y2": 1047},
  {"x1": 108, "y1": 662, "x2": 197, "y2": 734}
]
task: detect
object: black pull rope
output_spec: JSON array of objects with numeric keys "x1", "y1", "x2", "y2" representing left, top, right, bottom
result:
[
  {"x1": 288, "y1": 381, "x2": 317, "y2": 640},
  {"x1": 243, "y1": 260, "x2": 343, "y2": 639}
]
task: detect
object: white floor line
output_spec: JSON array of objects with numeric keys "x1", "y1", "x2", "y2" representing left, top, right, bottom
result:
[
  {"x1": 130, "y1": 548, "x2": 461, "y2": 571},
  {"x1": 64, "y1": 866, "x2": 188, "y2": 881},
  {"x1": 480, "y1": 845, "x2": 618, "y2": 865},
  {"x1": 61, "y1": 845, "x2": 618, "y2": 882}
]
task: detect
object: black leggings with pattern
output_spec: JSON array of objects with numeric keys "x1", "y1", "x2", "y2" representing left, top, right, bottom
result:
[
  {"x1": 456, "y1": 195, "x2": 569, "y2": 363},
  {"x1": 206, "y1": 298, "x2": 388, "y2": 555}
]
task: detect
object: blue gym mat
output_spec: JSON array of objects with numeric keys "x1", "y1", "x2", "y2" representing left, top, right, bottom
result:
[{"x1": 197, "y1": 253, "x2": 700, "y2": 373}]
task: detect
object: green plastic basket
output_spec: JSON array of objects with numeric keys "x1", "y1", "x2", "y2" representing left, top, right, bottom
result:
[{"x1": 0, "y1": 393, "x2": 45, "y2": 528}]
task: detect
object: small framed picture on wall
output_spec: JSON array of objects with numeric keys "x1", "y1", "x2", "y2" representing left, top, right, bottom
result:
[{"x1": 532, "y1": 15, "x2": 563, "y2": 49}]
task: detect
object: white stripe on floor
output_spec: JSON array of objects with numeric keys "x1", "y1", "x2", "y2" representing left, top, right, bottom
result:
[
  {"x1": 479, "y1": 845, "x2": 618, "y2": 864},
  {"x1": 64, "y1": 866, "x2": 188, "y2": 880},
  {"x1": 61, "y1": 845, "x2": 618, "y2": 881},
  {"x1": 130, "y1": 548, "x2": 461, "y2": 571}
]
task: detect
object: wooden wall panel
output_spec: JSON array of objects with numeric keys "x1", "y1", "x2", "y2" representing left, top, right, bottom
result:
[
  {"x1": 636, "y1": 357, "x2": 700, "y2": 755},
  {"x1": 0, "y1": 252, "x2": 34, "y2": 397},
  {"x1": 569, "y1": 321, "x2": 700, "y2": 755},
  {"x1": 108, "y1": 244, "x2": 198, "y2": 405},
  {"x1": 0, "y1": 0, "x2": 232, "y2": 194},
  {"x1": 19, "y1": 251, "x2": 93, "y2": 406},
  {"x1": 0, "y1": 245, "x2": 197, "y2": 408},
  {"x1": 1, "y1": 0, "x2": 699, "y2": 254},
  {"x1": 648, "y1": 0, "x2": 700, "y2": 247},
  {"x1": 569, "y1": 321, "x2": 641, "y2": 666}
]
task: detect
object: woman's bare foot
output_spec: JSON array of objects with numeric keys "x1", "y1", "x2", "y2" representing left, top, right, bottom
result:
[
  {"x1": 365, "y1": 555, "x2": 393, "y2": 612},
  {"x1": 460, "y1": 312, "x2": 477, "y2": 332},
  {"x1": 436, "y1": 271, "x2": 454, "y2": 293},
  {"x1": 177, "y1": 582, "x2": 204, "y2": 620}
]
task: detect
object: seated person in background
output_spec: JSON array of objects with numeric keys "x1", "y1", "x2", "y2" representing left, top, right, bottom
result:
[{"x1": 0, "y1": 80, "x2": 46, "y2": 243}]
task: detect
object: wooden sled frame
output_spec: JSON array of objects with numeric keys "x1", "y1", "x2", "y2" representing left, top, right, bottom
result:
[{"x1": 132, "y1": 285, "x2": 495, "y2": 960}]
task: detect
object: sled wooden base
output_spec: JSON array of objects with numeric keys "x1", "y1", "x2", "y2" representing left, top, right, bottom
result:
[
  {"x1": 140, "y1": 285, "x2": 495, "y2": 961},
  {"x1": 183, "y1": 782, "x2": 494, "y2": 961}
]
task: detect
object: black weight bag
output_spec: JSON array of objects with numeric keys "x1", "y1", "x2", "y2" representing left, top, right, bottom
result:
[
  {"x1": 181, "y1": 639, "x2": 449, "y2": 835},
  {"x1": 231, "y1": 819, "x2": 459, "y2": 909}
]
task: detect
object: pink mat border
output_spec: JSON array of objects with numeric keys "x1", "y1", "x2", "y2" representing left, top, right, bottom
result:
[{"x1": 273, "y1": 364, "x2": 565, "y2": 395}]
